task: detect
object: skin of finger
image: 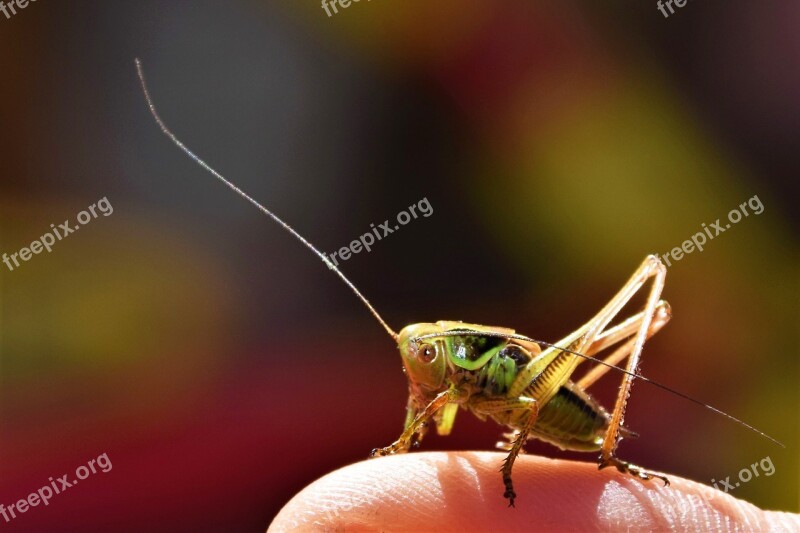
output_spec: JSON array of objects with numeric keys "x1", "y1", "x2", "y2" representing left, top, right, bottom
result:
[{"x1": 269, "y1": 452, "x2": 800, "y2": 532}]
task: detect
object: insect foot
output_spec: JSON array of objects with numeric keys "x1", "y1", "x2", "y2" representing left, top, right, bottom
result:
[
  {"x1": 369, "y1": 447, "x2": 390, "y2": 458},
  {"x1": 369, "y1": 441, "x2": 409, "y2": 458},
  {"x1": 502, "y1": 478, "x2": 517, "y2": 508},
  {"x1": 504, "y1": 488, "x2": 516, "y2": 508},
  {"x1": 500, "y1": 453, "x2": 519, "y2": 508},
  {"x1": 598, "y1": 456, "x2": 670, "y2": 486}
]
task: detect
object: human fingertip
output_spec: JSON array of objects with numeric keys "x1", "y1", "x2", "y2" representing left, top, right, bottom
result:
[{"x1": 270, "y1": 452, "x2": 800, "y2": 532}]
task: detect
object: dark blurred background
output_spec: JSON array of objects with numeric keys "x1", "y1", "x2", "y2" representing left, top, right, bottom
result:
[{"x1": 0, "y1": 1, "x2": 797, "y2": 530}]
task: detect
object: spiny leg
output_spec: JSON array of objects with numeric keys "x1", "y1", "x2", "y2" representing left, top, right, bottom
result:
[
  {"x1": 471, "y1": 397, "x2": 539, "y2": 507},
  {"x1": 502, "y1": 408, "x2": 537, "y2": 507},
  {"x1": 577, "y1": 319, "x2": 671, "y2": 484},
  {"x1": 510, "y1": 256, "x2": 668, "y2": 402},
  {"x1": 409, "y1": 421, "x2": 429, "y2": 450},
  {"x1": 591, "y1": 256, "x2": 670, "y2": 484},
  {"x1": 370, "y1": 389, "x2": 456, "y2": 457},
  {"x1": 403, "y1": 396, "x2": 428, "y2": 449},
  {"x1": 516, "y1": 256, "x2": 670, "y2": 484}
]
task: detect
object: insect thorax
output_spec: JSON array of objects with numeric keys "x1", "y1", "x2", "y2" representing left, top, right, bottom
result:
[{"x1": 445, "y1": 335, "x2": 532, "y2": 396}]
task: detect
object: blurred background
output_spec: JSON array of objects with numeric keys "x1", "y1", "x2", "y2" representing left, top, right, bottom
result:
[{"x1": 0, "y1": 0, "x2": 797, "y2": 530}]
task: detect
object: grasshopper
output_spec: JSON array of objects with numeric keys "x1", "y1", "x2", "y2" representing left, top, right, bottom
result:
[{"x1": 135, "y1": 59, "x2": 783, "y2": 507}]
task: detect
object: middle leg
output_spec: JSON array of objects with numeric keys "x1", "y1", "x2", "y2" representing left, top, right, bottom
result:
[{"x1": 471, "y1": 396, "x2": 539, "y2": 507}]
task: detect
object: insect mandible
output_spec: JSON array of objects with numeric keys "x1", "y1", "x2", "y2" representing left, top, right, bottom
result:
[{"x1": 135, "y1": 59, "x2": 783, "y2": 507}]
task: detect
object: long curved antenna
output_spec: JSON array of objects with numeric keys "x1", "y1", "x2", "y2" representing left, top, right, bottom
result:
[
  {"x1": 415, "y1": 329, "x2": 785, "y2": 448},
  {"x1": 135, "y1": 59, "x2": 398, "y2": 341}
]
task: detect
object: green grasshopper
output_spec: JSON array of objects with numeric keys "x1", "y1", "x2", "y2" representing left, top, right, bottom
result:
[{"x1": 135, "y1": 59, "x2": 783, "y2": 507}]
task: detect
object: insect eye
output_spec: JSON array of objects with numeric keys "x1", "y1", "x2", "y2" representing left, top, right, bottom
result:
[{"x1": 418, "y1": 343, "x2": 436, "y2": 363}]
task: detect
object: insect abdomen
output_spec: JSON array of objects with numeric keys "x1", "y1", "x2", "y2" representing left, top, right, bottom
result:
[{"x1": 529, "y1": 381, "x2": 609, "y2": 451}]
